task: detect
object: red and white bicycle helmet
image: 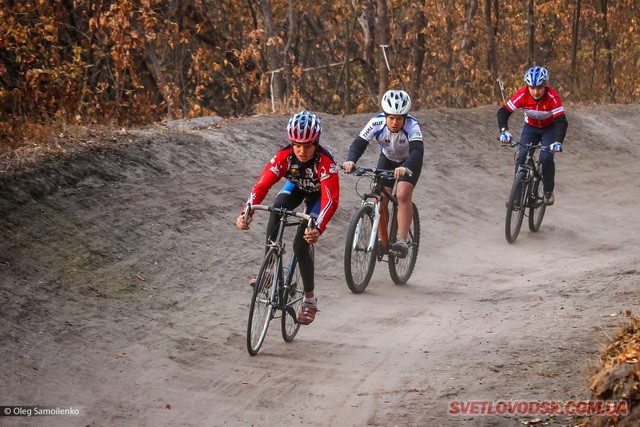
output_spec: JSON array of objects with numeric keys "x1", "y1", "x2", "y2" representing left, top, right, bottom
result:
[
  {"x1": 287, "y1": 110, "x2": 321, "y2": 144},
  {"x1": 381, "y1": 90, "x2": 412, "y2": 115}
]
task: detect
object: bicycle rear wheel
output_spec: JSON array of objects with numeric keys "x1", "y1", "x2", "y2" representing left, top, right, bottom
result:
[
  {"x1": 505, "y1": 170, "x2": 528, "y2": 243},
  {"x1": 281, "y1": 249, "x2": 311, "y2": 342},
  {"x1": 528, "y1": 176, "x2": 546, "y2": 232},
  {"x1": 247, "y1": 248, "x2": 278, "y2": 355},
  {"x1": 388, "y1": 203, "x2": 420, "y2": 285},
  {"x1": 344, "y1": 204, "x2": 378, "y2": 293}
]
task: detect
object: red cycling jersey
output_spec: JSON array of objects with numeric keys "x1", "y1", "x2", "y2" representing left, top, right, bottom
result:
[
  {"x1": 247, "y1": 145, "x2": 340, "y2": 234},
  {"x1": 505, "y1": 86, "x2": 565, "y2": 128}
]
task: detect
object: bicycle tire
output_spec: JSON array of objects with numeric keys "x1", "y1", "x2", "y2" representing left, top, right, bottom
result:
[
  {"x1": 528, "y1": 177, "x2": 546, "y2": 232},
  {"x1": 388, "y1": 202, "x2": 420, "y2": 285},
  {"x1": 281, "y1": 248, "x2": 311, "y2": 342},
  {"x1": 247, "y1": 248, "x2": 279, "y2": 355},
  {"x1": 344, "y1": 204, "x2": 378, "y2": 293},
  {"x1": 505, "y1": 170, "x2": 528, "y2": 243}
]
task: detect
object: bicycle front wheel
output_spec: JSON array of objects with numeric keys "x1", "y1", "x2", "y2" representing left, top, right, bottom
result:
[
  {"x1": 388, "y1": 203, "x2": 420, "y2": 285},
  {"x1": 247, "y1": 248, "x2": 278, "y2": 356},
  {"x1": 528, "y1": 177, "x2": 546, "y2": 232},
  {"x1": 505, "y1": 170, "x2": 528, "y2": 243},
  {"x1": 344, "y1": 204, "x2": 378, "y2": 293},
  {"x1": 281, "y1": 249, "x2": 311, "y2": 342}
]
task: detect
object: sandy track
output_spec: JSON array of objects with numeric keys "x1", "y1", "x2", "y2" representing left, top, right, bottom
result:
[{"x1": 1, "y1": 105, "x2": 639, "y2": 426}]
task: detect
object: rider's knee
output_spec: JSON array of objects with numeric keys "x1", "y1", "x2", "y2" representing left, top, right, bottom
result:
[{"x1": 396, "y1": 191, "x2": 412, "y2": 205}]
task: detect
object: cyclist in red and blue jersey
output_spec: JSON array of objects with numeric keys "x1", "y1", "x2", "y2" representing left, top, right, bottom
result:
[
  {"x1": 343, "y1": 90, "x2": 424, "y2": 258},
  {"x1": 236, "y1": 110, "x2": 340, "y2": 325},
  {"x1": 497, "y1": 66, "x2": 568, "y2": 206}
]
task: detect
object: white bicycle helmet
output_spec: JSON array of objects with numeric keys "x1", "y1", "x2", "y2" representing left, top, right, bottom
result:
[
  {"x1": 287, "y1": 110, "x2": 321, "y2": 144},
  {"x1": 381, "y1": 90, "x2": 412, "y2": 115},
  {"x1": 524, "y1": 66, "x2": 549, "y2": 87}
]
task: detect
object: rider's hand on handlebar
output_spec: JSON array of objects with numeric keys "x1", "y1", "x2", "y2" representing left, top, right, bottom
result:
[
  {"x1": 303, "y1": 227, "x2": 320, "y2": 244},
  {"x1": 550, "y1": 142, "x2": 563, "y2": 153},
  {"x1": 499, "y1": 129, "x2": 513, "y2": 144},
  {"x1": 394, "y1": 166, "x2": 410, "y2": 180},
  {"x1": 342, "y1": 161, "x2": 356, "y2": 174},
  {"x1": 236, "y1": 211, "x2": 252, "y2": 230}
]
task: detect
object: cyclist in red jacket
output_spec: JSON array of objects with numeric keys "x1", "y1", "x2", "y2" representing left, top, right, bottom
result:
[
  {"x1": 497, "y1": 66, "x2": 568, "y2": 205},
  {"x1": 236, "y1": 111, "x2": 340, "y2": 325}
]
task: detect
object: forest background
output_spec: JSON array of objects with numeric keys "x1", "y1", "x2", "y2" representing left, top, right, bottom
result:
[{"x1": 1, "y1": 0, "x2": 639, "y2": 151}]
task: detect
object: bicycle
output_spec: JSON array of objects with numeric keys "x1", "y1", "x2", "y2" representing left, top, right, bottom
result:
[
  {"x1": 243, "y1": 203, "x2": 315, "y2": 356},
  {"x1": 343, "y1": 167, "x2": 420, "y2": 293},
  {"x1": 503, "y1": 141, "x2": 549, "y2": 243}
]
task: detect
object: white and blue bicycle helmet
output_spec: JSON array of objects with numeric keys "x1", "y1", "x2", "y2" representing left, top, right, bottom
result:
[
  {"x1": 524, "y1": 66, "x2": 549, "y2": 87},
  {"x1": 287, "y1": 110, "x2": 321, "y2": 144}
]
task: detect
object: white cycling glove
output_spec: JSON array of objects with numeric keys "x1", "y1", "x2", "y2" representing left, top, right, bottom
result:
[
  {"x1": 499, "y1": 129, "x2": 512, "y2": 144},
  {"x1": 550, "y1": 142, "x2": 562, "y2": 152}
]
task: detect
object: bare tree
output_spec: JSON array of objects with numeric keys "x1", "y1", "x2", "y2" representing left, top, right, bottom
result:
[
  {"x1": 259, "y1": 0, "x2": 285, "y2": 106},
  {"x1": 596, "y1": 0, "x2": 614, "y2": 101},
  {"x1": 570, "y1": 0, "x2": 582, "y2": 86},
  {"x1": 454, "y1": 0, "x2": 478, "y2": 108},
  {"x1": 484, "y1": 0, "x2": 500, "y2": 101},
  {"x1": 376, "y1": 0, "x2": 390, "y2": 98},
  {"x1": 357, "y1": 0, "x2": 377, "y2": 102},
  {"x1": 526, "y1": 0, "x2": 535, "y2": 65},
  {"x1": 409, "y1": 1, "x2": 428, "y2": 105},
  {"x1": 283, "y1": 0, "x2": 298, "y2": 101}
]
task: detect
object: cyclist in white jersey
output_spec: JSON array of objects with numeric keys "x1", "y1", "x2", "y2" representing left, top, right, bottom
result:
[{"x1": 343, "y1": 90, "x2": 424, "y2": 257}]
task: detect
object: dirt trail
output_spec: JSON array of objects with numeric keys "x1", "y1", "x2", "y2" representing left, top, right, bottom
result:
[{"x1": 1, "y1": 105, "x2": 639, "y2": 426}]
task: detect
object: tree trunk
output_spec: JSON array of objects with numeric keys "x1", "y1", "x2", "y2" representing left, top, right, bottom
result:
[
  {"x1": 527, "y1": 0, "x2": 535, "y2": 66},
  {"x1": 596, "y1": 0, "x2": 614, "y2": 101},
  {"x1": 484, "y1": 0, "x2": 500, "y2": 101},
  {"x1": 258, "y1": 0, "x2": 285, "y2": 108},
  {"x1": 283, "y1": 0, "x2": 297, "y2": 102},
  {"x1": 445, "y1": 2, "x2": 455, "y2": 99},
  {"x1": 357, "y1": 0, "x2": 377, "y2": 103},
  {"x1": 344, "y1": 14, "x2": 352, "y2": 114},
  {"x1": 454, "y1": 0, "x2": 478, "y2": 108},
  {"x1": 570, "y1": 0, "x2": 581, "y2": 87},
  {"x1": 409, "y1": 1, "x2": 427, "y2": 105},
  {"x1": 376, "y1": 0, "x2": 390, "y2": 99}
]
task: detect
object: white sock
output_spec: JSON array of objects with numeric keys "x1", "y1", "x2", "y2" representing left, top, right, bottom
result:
[{"x1": 303, "y1": 296, "x2": 317, "y2": 305}]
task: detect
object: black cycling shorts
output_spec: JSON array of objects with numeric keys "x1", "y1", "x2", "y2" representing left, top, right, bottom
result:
[{"x1": 376, "y1": 153, "x2": 421, "y2": 187}]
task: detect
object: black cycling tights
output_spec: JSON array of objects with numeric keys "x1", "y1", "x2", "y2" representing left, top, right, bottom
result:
[{"x1": 265, "y1": 189, "x2": 319, "y2": 293}]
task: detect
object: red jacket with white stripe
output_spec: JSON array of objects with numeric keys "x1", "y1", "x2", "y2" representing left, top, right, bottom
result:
[
  {"x1": 246, "y1": 145, "x2": 340, "y2": 234},
  {"x1": 505, "y1": 86, "x2": 565, "y2": 128}
]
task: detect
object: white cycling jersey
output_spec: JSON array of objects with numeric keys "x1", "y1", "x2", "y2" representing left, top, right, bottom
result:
[{"x1": 358, "y1": 113, "x2": 423, "y2": 163}]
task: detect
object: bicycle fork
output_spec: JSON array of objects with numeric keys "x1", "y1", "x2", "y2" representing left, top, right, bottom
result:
[{"x1": 352, "y1": 201, "x2": 381, "y2": 253}]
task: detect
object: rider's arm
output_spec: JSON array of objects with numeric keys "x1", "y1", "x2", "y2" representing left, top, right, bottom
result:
[
  {"x1": 244, "y1": 149, "x2": 288, "y2": 209},
  {"x1": 346, "y1": 136, "x2": 369, "y2": 163},
  {"x1": 315, "y1": 154, "x2": 340, "y2": 234},
  {"x1": 497, "y1": 105, "x2": 513, "y2": 131},
  {"x1": 401, "y1": 117, "x2": 424, "y2": 175},
  {"x1": 553, "y1": 114, "x2": 568, "y2": 143},
  {"x1": 498, "y1": 87, "x2": 528, "y2": 130},
  {"x1": 402, "y1": 139, "x2": 424, "y2": 175},
  {"x1": 347, "y1": 115, "x2": 383, "y2": 163}
]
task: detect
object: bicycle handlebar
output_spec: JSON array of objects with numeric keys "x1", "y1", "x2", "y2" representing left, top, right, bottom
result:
[
  {"x1": 500, "y1": 140, "x2": 557, "y2": 152},
  {"x1": 244, "y1": 203, "x2": 316, "y2": 229},
  {"x1": 352, "y1": 166, "x2": 413, "y2": 178}
]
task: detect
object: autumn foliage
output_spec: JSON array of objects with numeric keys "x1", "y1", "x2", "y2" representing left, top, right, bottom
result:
[{"x1": 1, "y1": 0, "x2": 639, "y2": 150}]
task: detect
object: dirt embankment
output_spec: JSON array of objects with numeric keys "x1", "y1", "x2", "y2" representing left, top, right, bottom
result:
[{"x1": 1, "y1": 105, "x2": 640, "y2": 426}]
